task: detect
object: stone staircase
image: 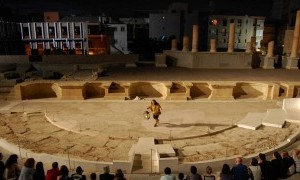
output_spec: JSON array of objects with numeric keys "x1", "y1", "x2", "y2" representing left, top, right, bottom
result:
[
  {"x1": 131, "y1": 137, "x2": 159, "y2": 174},
  {"x1": 0, "y1": 79, "x2": 16, "y2": 100},
  {"x1": 132, "y1": 153, "x2": 159, "y2": 173},
  {"x1": 237, "y1": 98, "x2": 300, "y2": 130}
]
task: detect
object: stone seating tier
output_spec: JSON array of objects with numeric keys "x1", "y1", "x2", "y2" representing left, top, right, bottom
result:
[{"x1": 9, "y1": 81, "x2": 300, "y2": 101}]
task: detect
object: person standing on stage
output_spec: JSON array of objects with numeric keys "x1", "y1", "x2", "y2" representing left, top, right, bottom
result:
[{"x1": 147, "y1": 99, "x2": 162, "y2": 127}]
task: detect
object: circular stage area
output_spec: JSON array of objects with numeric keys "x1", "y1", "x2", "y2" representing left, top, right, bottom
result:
[{"x1": 1, "y1": 100, "x2": 299, "y2": 163}]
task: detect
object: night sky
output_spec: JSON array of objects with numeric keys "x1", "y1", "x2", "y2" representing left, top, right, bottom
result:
[{"x1": 3, "y1": 0, "x2": 274, "y2": 17}]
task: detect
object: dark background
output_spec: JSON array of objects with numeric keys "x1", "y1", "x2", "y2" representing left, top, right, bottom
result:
[{"x1": 2, "y1": 0, "x2": 274, "y2": 17}]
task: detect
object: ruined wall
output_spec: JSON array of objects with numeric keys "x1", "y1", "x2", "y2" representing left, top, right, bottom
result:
[
  {"x1": 164, "y1": 51, "x2": 252, "y2": 69},
  {"x1": 13, "y1": 81, "x2": 300, "y2": 101}
]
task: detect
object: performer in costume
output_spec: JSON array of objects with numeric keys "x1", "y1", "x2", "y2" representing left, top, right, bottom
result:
[{"x1": 147, "y1": 99, "x2": 162, "y2": 127}]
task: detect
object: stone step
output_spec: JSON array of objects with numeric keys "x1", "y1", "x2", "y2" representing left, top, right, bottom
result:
[
  {"x1": 0, "y1": 79, "x2": 17, "y2": 87},
  {"x1": 236, "y1": 112, "x2": 266, "y2": 130},
  {"x1": 134, "y1": 154, "x2": 156, "y2": 160},
  {"x1": 134, "y1": 156, "x2": 157, "y2": 160},
  {"x1": 0, "y1": 87, "x2": 13, "y2": 93},
  {"x1": 133, "y1": 161, "x2": 157, "y2": 167},
  {"x1": 132, "y1": 164, "x2": 159, "y2": 174},
  {"x1": 262, "y1": 109, "x2": 286, "y2": 128}
]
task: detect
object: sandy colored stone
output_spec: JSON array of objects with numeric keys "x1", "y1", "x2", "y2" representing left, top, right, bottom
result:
[
  {"x1": 0, "y1": 125, "x2": 12, "y2": 135},
  {"x1": 0, "y1": 100, "x2": 298, "y2": 163}
]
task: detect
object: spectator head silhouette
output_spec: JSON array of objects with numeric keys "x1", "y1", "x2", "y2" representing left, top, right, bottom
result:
[
  {"x1": 76, "y1": 166, "x2": 83, "y2": 174},
  {"x1": 190, "y1": 166, "x2": 198, "y2": 174},
  {"x1": 52, "y1": 162, "x2": 58, "y2": 169},
  {"x1": 24, "y1": 158, "x2": 35, "y2": 168},
  {"x1": 221, "y1": 164, "x2": 231, "y2": 174},
  {"x1": 164, "y1": 167, "x2": 171, "y2": 175},
  {"x1": 250, "y1": 158, "x2": 258, "y2": 166},
  {"x1": 103, "y1": 166, "x2": 110, "y2": 174}
]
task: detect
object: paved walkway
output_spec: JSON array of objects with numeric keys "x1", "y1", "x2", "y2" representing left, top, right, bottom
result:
[{"x1": 96, "y1": 67, "x2": 300, "y2": 81}]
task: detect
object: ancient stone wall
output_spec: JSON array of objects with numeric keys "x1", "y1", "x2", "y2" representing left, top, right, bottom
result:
[{"x1": 12, "y1": 81, "x2": 300, "y2": 101}]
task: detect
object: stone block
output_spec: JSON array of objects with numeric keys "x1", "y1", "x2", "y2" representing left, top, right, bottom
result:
[
  {"x1": 159, "y1": 157, "x2": 178, "y2": 173},
  {"x1": 284, "y1": 57, "x2": 299, "y2": 69},
  {"x1": 155, "y1": 53, "x2": 167, "y2": 68},
  {"x1": 208, "y1": 82, "x2": 235, "y2": 100},
  {"x1": 261, "y1": 56, "x2": 275, "y2": 69},
  {"x1": 156, "y1": 144, "x2": 176, "y2": 157},
  {"x1": 236, "y1": 112, "x2": 265, "y2": 130},
  {"x1": 262, "y1": 109, "x2": 286, "y2": 128}
]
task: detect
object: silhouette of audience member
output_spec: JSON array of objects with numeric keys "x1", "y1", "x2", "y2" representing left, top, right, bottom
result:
[
  {"x1": 4, "y1": 154, "x2": 21, "y2": 180},
  {"x1": 219, "y1": 164, "x2": 232, "y2": 180},
  {"x1": 115, "y1": 169, "x2": 126, "y2": 180},
  {"x1": 292, "y1": 149, "x2": 300, "y2": 173},
  {"x1": 204, "y1": 166, "x2": 215, "y2": 180},
  {"x1": 71, "y1": 166, "x2": 86, "y2": 180},
  {"x1": 178, "y1": 172, "x2": 185, "y2": 180},
  {"x1": 271, "y1": 151, "x2": 281, "y2": 179},
  {"x1": 46, "y1": 162, "x2": 60, "y2": 180},
  {"x1": 90, "y1": 173, "x2": 96, "y2": 180},
  {"x1": 18, "y1": 158, "x2": 35, "y2": 180},
  {"x1": 160, "y1": 167, "x2": 176, "y2": 180},
  {"x1": 231, "y1": 157, "x2": 249, "y2": 180},
  {"x1": 0, "y1": 153, "x2": 4, "y2": 180},
  {"x1": 99, "y1": 166, "x2": 115, "y2": 180},
  {"x1": 258, "y1": 153, "x2": 272, "y2": 180},
  {"x1": 58, "y1": 165, "x2": 71, "y2": 180},
  {"x1": 248, "y1": 158, "x2": 261, "y2": 180},
  {"x1": 186, "y1": 166, "x2": 202, "y2": 180},
  {"x1": 33, "y1": 162, "x2": 45, "y2": 180},
  {"x1": 280, "y1": 151, "x2": 295, "y2": 178}
]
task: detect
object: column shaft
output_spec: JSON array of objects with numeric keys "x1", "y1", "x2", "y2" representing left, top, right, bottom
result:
[
  {"x1": 191, "y1": 25, "x2": 199, "y2": 52},
  {"x1": 171, "y1": 39, "x2": 177, "y2": 51},
  {"x1": 182, "y1": 36, "x2": 189, "y2": 52},
  {"x1": 228, "y1": 23, "x2": 235, "y2": 53},
  {"x1": 267, "y1": 41, "x2": 274, "y2": 57},
  {"x1": 291, "y1": 10, "x2": 300, "y2": 58},
  {"x1": 245, "y1": 42, "x2": 252, "y2": 53},
  {"x1": 210, "y1": 39, "x2": 217, "y2": 52}
]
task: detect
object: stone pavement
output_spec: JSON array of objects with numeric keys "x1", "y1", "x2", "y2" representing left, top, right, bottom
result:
[
  {"x1": 96, "y1": 67, "x2": 300, "y2": 81},
  {"x1": 1, "y1": 67, "x2": 300, "y2": 179}
]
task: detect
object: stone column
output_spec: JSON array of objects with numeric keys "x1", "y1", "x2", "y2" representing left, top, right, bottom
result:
[
  {"x1": 227, "y1": 23, "x2": 235, "y2": 53},
  {"x1": 182, "y1": 36, "x2": 189, "y2": 52},
  {"x1": 191, "y1": 25, "x2": 199, "y2": 52},
  {"x1": 291, "y1": 11, "x2": 300, "y2": 58},
  {"x1": 155, "y1": 53, "x2": 167, "y2": 67},
  {"x1": 261, "y1": 41, "x2": 275, "y2": 69},
  {"x1": 210, "y1": 39, "x2": 217, "y2": 52},
  {"x1": 266, "y1": 41, "x2": 274, "y2": 57},
  {"x1": 284, "y1": 10, "x2": 300, "y2": 69},
  {"x1": 245, "y1": 42, "x2": 252, "y2": 53},
  {"x1": 171, "y1": 39, "x2": 177, "y2": 51},
  {"x1": 251, "y1": 37, "x2": 256, "y2": 51}
]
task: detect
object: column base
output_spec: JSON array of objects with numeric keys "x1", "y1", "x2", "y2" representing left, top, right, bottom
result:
[
  {"x1": 283, "y1": 57, "x2": 299, "y2": 69},
  {"x1": 155, "y1": 64, "x2": 167, "y2": 68},
  {"x1": 191, "y1": 49, "x2": 198, "y2": 52},
  {"x1": 126, "y1": 63, "x2": 137, "y2": 68},
  {"x1": 261, "y1": 56, "x2": 275, "y2": 69},
  {"x1": 155, "y1": 53, "x2": 167, "y2": 67}
]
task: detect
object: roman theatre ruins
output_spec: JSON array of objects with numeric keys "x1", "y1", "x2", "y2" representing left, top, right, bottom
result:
[{"x1": 1, "y1": 80, "x2": 300, "y2": 174}]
